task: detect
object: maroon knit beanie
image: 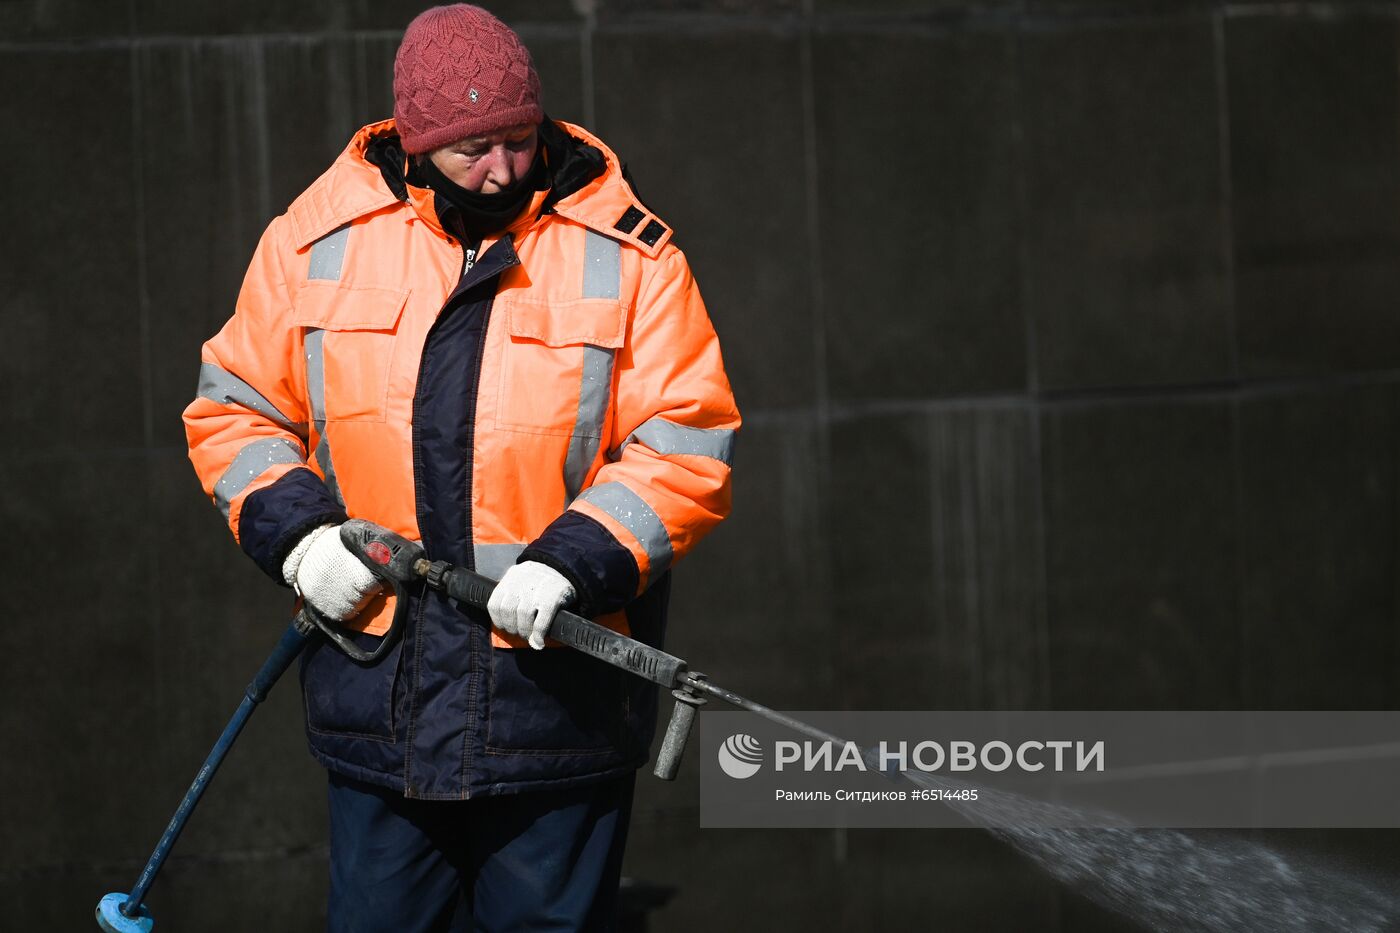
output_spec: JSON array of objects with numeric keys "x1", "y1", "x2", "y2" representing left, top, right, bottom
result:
[{"x1": 393, "y1": 4, "x2": 543, "y2": 155}]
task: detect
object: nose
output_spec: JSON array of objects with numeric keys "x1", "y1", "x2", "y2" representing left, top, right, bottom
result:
[{"x1": 481, "y1": 145, "x2": 515, "y2": 193}]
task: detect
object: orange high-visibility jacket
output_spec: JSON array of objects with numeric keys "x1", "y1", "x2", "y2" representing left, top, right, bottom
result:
[{"x1": 183, "y1": 119, "x2": 739, "y2": 797}]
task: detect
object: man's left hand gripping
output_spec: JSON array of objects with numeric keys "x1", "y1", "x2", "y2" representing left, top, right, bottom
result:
[{"x1": 487, "y1": 562, "x2": 576, "y2": 650}]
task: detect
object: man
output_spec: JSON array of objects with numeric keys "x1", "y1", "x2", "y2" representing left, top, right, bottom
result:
[{"x1": 182, "y1": 5, "x2": 739, "y2": 930}]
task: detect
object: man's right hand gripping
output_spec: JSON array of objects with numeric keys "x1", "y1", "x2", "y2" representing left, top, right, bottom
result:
[{"x1": 282, "y1": 524, "x2": 384, "y2": 621}]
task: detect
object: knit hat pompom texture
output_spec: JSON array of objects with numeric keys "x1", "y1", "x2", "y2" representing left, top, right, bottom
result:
[{"x1": 393, "y1": 4, "x2": 543, "y2": 155}]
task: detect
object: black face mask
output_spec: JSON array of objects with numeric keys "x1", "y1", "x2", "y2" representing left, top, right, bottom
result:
[{"x1": 413, "y1": 147, "x2": 547, "y2": 242}]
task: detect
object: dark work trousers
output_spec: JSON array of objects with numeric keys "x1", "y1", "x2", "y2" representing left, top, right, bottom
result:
[{"x1": 325, "y1": 770, "x2": 637, "y2": 933}]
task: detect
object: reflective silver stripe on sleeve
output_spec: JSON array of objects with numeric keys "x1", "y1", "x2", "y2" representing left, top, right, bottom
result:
[
  {"x1": 562, "y1": 346, "x2": 615, "y2": 501},
  {"x1": 582, "y1": 229, "x2": 621, "y2": 300},
  {"x1": 473, "y1": 543, "x2": 525, "y2": 581},
  {"x1": 213, "y1": 437, "x2": 305, "y2": 518},
  {"x1": 307, "y1": 225, "x2": 350, "y2": 281},
  {"x1": 196, "y1": 362, "x2": 307, "y2": 439},
  {"x1": 575, "y1": 481, "x2": 673, "y2": 576},
  {"x1": 304, "y1": 328, "x2": 343, "y2": 506},
  {"x1": 620, "y1": 418, "x2": 736, "y2": 466}
]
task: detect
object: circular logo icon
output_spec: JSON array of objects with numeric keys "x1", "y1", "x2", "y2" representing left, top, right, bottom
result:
[
  {"x1": 718, "y1": 733, "x2": 763, "y2": 779},
  {"x1": 364, "y1": 542, "x2": 393, "y2": 566}
]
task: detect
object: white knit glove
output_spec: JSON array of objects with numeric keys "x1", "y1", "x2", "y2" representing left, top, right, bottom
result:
[
  {"x1": 282, "y1": 524, "x2": 383, "y2": 622},
  {"x1": 487, "y1": 561, "x2": 575, "y2": 650}
]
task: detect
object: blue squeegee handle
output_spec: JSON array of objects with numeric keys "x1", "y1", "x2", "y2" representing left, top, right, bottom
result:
[
  {"x1": 119, "y1": 618, "x2": 313, "y2": 918},
  {"x1": 116, "y1": 521, "x2": 422, "y2": 918}
]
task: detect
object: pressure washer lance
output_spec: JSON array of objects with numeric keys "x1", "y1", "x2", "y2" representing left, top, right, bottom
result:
[{"x1": 97, "y1": 519, "x2": 854, "y2": 932}]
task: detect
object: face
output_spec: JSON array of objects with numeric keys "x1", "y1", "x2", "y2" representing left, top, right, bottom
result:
[{"x1": 425, "y1": 124, "x2": 539, "y2": 193}]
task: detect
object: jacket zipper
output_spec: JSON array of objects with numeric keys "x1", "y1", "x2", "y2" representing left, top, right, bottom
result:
[
  {"x1": 406, "y1": 236, "x2": 481, "y2": 797},
  {"x1": 404, "y1": 237, "x2": 467, "y2": 797},
  {"x1": 411, "y1": 238, "x2": 470, "y2": 548}
]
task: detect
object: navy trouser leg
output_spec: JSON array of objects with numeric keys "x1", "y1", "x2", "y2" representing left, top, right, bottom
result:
[
  {"x1": 326, "y1": 773, "x2": 470, "y2": 933},
  {"x1": 468, "y1": 772, "x2": 636, "y2": 933},
  {"x1": 326, "y1": 772, "x2": 635, "y2": 933}
]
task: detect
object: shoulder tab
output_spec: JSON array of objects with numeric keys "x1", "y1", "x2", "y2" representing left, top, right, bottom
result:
[
  {"x1": 602, "y1": 165, "x2": 672, "y2": 256},
  {"x1": 611, "y1": 206, "x2": 671, "y2": 252},
  {"x1": 287, "y1": 162, "x2": 400, "y2": 251},
  {"x1": 552, "y1": 179, "x2": 674, "y2": 258},
  {"x1": 557, "y1": 198, "x2": 673, "y2": 258},
  {"x1": 543, "y1": 120, "x2": 676, "y2": 257}
]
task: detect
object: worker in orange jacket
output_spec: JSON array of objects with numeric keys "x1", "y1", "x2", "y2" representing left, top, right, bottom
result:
[{"x1": 183, "y1": 5, "x2": 738, "y2": 929}]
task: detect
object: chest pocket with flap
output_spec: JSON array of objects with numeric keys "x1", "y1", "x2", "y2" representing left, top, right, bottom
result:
[
  {"x1": 293, "y1": 282, "x2": 409, "y2": 423},
  {"x1": 495, "y1": 297, "x2": 627, "y2": 438}
]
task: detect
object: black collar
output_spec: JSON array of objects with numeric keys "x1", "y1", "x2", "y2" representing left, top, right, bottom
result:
[
  {"x1": 414, "y1": 146, "x2": 546, "y2": 243},
  {"x1": 364, "y1": 118, "x2": 608, "y2": 223}
]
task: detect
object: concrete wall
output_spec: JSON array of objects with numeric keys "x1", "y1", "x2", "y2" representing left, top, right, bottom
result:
[{"x1": 4, "y1": 1, "x2": 1399, "y2": 929}]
